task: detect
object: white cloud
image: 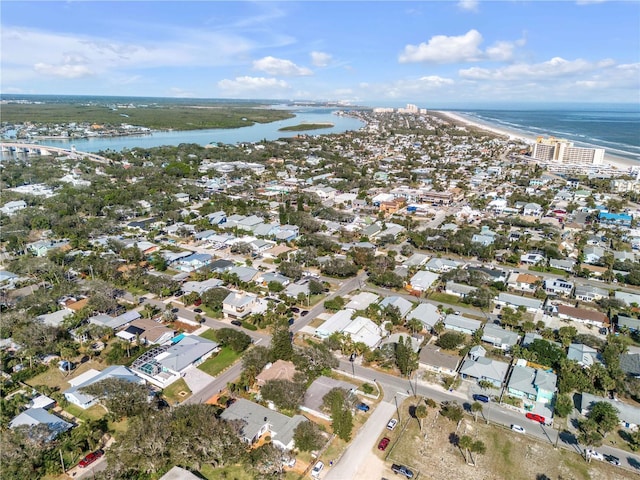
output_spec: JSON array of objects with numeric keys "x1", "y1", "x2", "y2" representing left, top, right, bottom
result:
[
  {"x1": 399, "y1": 30, "x2": 483, "y2": 63},
  {"x1": 457, "y1": 0, "x2": 479, "y2": 12},
  {"x1": 34, "y1": 63, "x2": 94, "y2": 78},
  {"x1": 399, "y1": 30, "x2": 525, "y2": 64},
  {"x1": 252, "y1": 56, "x2": 312, "y2": 76},
  {"x1": 310, "y1": 51, "x2": 332, "y2": 67},
  {"x1": 459, "y1": 56, "x2": 613, "y2": 80},
  {"x1": 217, "y1": 76, "x2": 290, "y2": 96},
  {"x1": 418, "y1": 75, "x2": 455, "y2": 87}
]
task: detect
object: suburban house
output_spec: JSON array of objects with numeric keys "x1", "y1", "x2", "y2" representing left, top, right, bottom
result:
[
  {"x1": 598, "y1": 211, "x2": 633, "y2": 227},
  {"x1": 520, "y1": 252, "x2": 546, "y2": 266},
  {"x1": 407, "y1": 270, "x2": 440, "y2": 292},
  {"x1": 255, "y1": 360, "x2": 297, "y2": 388},
  {"x1": 549, "y1": 258, "x2": 576, "y2": 273},
  {"x1": 574, "y1": 285, "x2": 609, "y2": 303},
  {"x1": 615, "y1": 291, "x2": 640, "y2": 307},
  {"x1": 315, "y1": 310, "x2": 383, "y2": 349},
  {"x1": 9, "y1": 408, "x2": 73, "y2": 441},
  {"x1": 507, "y1": 362, "x2": 557, "y2": 405},
  {"x1": 222, "y1": 292, "x2": 258, "y2": 320},
  {"x1": 228, "y1": 266, "x2": 260, "y2": 283},
  {"x1": 459, "y1": 350, "x2": 510, "y2": 387},
  {"x1": 175, "y1": 253, "x2": 212, "y2": 272},
  {"x1": 471, "y1": 226, "x2": 498, "y2": 246},
  {"x1": 619, "y1": 353, "x2": 640, "y2": 378},
  {"x1": 115, "y1": 317, "x2": 175, "y2": 345},
  {"x1": 543, "y1": 278, "x2": 574, "y2": 297},
  {"x1": 301, "y1": 376, "x2": 356, "y2": 421},
  {"x1": 378, "y1": 296, "x2": 414, "y2": 318},
  {"x1": 578, "y1": 393, "x2": 640, "y2": 430},
  {"x1": 445, "y1": 281, "x2": 477, "y2": 299},
  {"x1": 567, "y1": 343, "x2": 600, "y2": 367},
  {"x1": 496, "y1": 292, "x2": 543, "y2": 313},
  {"x1": 583, "y1": 246, "x2": 605, "y2": 265},
  {"x1": 556, "y1": 305, "x2": 608, "y2": 327},
  {"x1": 1, "y1": 200, "x2": 27, "y2": 216},
  {"x1": 220, "y1": 398, "x2": 307, "y2": 450},
  {"x1": 523, "y1": 202, "x2": 543, "y2": 217},
  {"x1": 508, "y1": 273, "x2": 541, "y2": 293},
  {"x1": 481, "y1": 323, "x2": 520, "y2": 351},
  {"x1": 616, "y1": 315, "x2": 640, "y2": 333},
  {"x1": 345, "y1": 292, "x2": 380, "y2": 311},
  {"x1": 160, "y1": 467, "x2": 201, "y2": 480},
  {"x1": 418, "y1": 344, "x2": 461, "y2": 376},
  {"x1": 64, "y1": 365, "x2": 144, "y2": 409},
  {"x1": 424, "y1": 257, "x2": 462, "y2": 273},
  {"x1": 182, "y1": 278, "x2": 225, "y2": 296},
  {"x1": 379, "y1": 333, "x2": 422, "y2": 353},
  {"x1": 443, "y1": 314, "x2": 482, "y2": 335},
  {"x1": 406, "y1": 303, "x2": 441, "y2": 331},
  {"x1": 130, "y1": 335, "x2": 219, "y2": 388},
  {"x1": 89, "y1": 309, "x2": 141, "y2": 330}
]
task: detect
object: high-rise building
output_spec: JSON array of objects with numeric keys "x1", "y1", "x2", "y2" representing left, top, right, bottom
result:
[{"x1": 531, "y1": 136, "x2": 604, "y2": 165}]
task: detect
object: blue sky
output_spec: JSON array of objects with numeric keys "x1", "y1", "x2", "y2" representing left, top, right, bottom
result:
[{"x1": 2, "y1": 1, "x2": 639, "y2": 106}]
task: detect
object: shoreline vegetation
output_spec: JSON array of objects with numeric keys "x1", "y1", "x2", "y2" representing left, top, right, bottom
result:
[
  {"x1": 434, "y1": 110, "x2": 637, "y2": 171},
  {"x1": 277, "y1": 122, "x2": 334, "y2": 132},
  {"x1": 0, "y1": 102, "x2": 296, "y2": 131}
]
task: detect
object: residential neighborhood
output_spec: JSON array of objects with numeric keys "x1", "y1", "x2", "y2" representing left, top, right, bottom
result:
[{"x1": 2, "y1": 105, "x2": 640, "y2": 480}]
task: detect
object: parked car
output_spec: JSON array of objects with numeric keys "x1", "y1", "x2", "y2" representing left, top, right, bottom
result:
[
  {"x1": 391, "y1": 464, "x2": 414, "y2": 478},
  {"x1": 291, "y1": 307, "x2": 300, "y2": 313},
  {"x1": 378, "y1": 437, "x2": 391, "y2": 451},
  {"x1": 525, "y1": 412, "x2": 545, "y2": 424},
  {"x1": 472, "y1": 394, "x2": 489, "y2": 403},
  {"x1": 605, "y1": 454, "x2": 620, "y2": 466},
  {"x1": 194, "y1": 308, "x2": 203, "y2": 313},
  {"x1": 386, "y1": 418, "x2": 398, "y2": 430},
  {"x1": 171, "y1": 307, "x2": 179, "y2": 313},
  {"x1": 193, "y1": 298, "x2": 202, "y2": 306},
  {"x1": 231, "y1": 320, "x2": 242, "y2": 327},
  {"x1": 288, "y1": 317, "x2": 295, "y2": 326},
  {"x1": 79, "y1": 449, "x2": 104, "y2": 468},
  {"x1": 356, "y1": 402, "x2": 370, "y2": 412},
  {"x1": 311, "y1": 461, "x2": 324, "y2": 477},
  {"x1": 301, "y1": 310, "x2": 309, "y2": 316},
  {"x1": 511, "y1": 424, "x2": 526, "y2": 434},
  {"x1": 585, "y1": 449, "x2": 604, "y2": 461}
]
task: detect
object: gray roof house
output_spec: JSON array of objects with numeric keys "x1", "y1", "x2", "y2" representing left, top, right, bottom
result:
[
  {"x1": 220, "y1": 398, "x2": 307, "y2": 450},
  {"x1": 222, "y1": 292, "x2": 258, "y2": 320},
  {"x1": 160, "y1": 466, "x2": 202, "y2": 480},
  {"x1": 228, "y1": 266, "x2": 259, "y2": 283},
  {"x1": 574, "y1": 285, "x2": 609, "y2": 303},
  {"x1": 418, "y1": 344, "x2": 461, "y2": 376},
  {"x1": 379, "y1": 296, "x2": 414, "y2": 318},
  {"x1": 445, "y1": 281, "x2": 477, "y2": 298},
  {"x1": 615, "y1": 291, "x2": 640, "y2": 307},
  {"x1": 567, "y1": 343, "x2": 600, "y2": 367},
  {"x1": 459, "y1": 356, "x2": 510, "y2": 387},
  {"x1": 443, "y1": 314, "x2": 482, "y2": 334},
  {"x1": 619, "y1": 353, "x2": 640, "y2": 377},
  {"x1": 406, "y1": 303, "x2": 441, "y2": 330},
  {"x1": 496, "y1": 292, "x2": 543, "y2": 312},
  {"x1": 578, "y1": 393, "x2": 640, "y2": 430},
  {"x1": 424, "y1": 257, "x2": 462, "y2": 273},
  {"x1": 549, "y1": 258, "x2": 576, "y2": 272},
  {"x1": 481, "y1": 323, "x2": 520, "y2": 351},
  {"x1": 617, "y1": 315, "x2": 640, "y2": 332},
  {"x1": 9, "y1": 408, "x2": 73, "y2": 441},
  {"x1": 408, "y1": 270, "x2": 440, "y2": 292},
  {"x1": 345, "y1": 292, "x2": 380, "y2": 311},
  {"x1": 301, "y1": 376, "x2": 357, "y2": 420},
  {"x1": 507, "y1": 364, "x2": 557, "y2": 404},
  {"x1": 64, "y1": 365, "x2": 143, "y2": 409}
]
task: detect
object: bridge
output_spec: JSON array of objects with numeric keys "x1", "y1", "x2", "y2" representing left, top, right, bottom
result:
[{"x1": 0, "y1": 142, "x2": 112, "y2": 165}]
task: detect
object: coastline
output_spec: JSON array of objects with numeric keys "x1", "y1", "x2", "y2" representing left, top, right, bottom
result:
[{"x1": 435, "y1": 110, "x2": 638, "y2": 172}]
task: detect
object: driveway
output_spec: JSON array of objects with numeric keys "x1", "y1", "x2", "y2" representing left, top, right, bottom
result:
[
  {"x1": 182, "y1": 365, "x2": 215, "y2": 394},
  {"x1": 324, "y1": 401, "x2": 396, "y2": 480}
]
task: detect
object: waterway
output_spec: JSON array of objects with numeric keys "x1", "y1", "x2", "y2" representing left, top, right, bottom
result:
[{"x1": 29, "y1": 108, "x2": 365, "y2": 153}]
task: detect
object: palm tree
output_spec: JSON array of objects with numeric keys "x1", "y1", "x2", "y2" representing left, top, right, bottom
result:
[
  {"x1": 415, "y1": 404, "x2": 428, "y2": 432},
  {"x1": 471, "y1": 401, "x2": 483, "y2": 422},
  {"x1": 469, "y1": 440, "x2": 486, "y2": 466},
  {"x1": 458, "y1": 435, "x2": 472, "y2": 464}
]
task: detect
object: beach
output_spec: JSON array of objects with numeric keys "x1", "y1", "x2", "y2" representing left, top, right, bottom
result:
[{"x1": 436, "y1": 110, "x2": 638, "y2": 172}]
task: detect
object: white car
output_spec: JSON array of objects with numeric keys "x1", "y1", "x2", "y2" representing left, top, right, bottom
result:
[
  {"x1": 387, "y1": 418, "x2": 398, "y2": 430},
  {"x1": 511, "y1": 424, "x2": 526, "y2": 434},
  {"x1": 311, "y1": 461, "x2": 324, "y2": 477},
  {"x1": 585, "y1": 449, "x2": 604, "y2": 461}
]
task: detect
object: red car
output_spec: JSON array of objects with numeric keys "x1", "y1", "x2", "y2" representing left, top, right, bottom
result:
[
  {"x1": 79, "y1": 449, "x2": 104, "y2": 468},
  {"x1": 378, "y1": 437, "x2": 390, "y2": 451},
  {"x1": 526, "y1": 412, "x2": 545, "y2": 424}
]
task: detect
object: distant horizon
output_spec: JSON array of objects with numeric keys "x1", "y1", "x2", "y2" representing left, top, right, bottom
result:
[{"x1": 1, "y1": 92, "x2": 638, "y2": 112}]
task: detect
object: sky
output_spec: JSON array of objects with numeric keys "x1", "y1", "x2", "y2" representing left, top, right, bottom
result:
[{"x1": 1, "y1": 1, "x2": 639, "y2": 107}]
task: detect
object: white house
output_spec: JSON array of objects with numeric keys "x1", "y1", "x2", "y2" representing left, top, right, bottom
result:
[{"x1": 64, "y1": 366, "x2": 144, "y2": 409}]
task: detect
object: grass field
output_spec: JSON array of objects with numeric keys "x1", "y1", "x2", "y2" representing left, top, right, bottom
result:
[
  {"x1": 199, "y1": 328, "x2": 219, "y2": 342},
  {"x1": 197, "y1": 347, "x2": 241, "y2": 377},
  {"x1": 200, "y1": 464, "x2": 300, "y2": 480},
  {"x1": 162, "y1": 378, "x2": 192, "y2": 405},
  {"x1": 2, "y1": 102, "x2": 295, "y2": 130}
]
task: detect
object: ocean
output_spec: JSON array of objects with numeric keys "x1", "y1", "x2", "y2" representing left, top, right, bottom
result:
[{"x1": 449, "y1": 105, "x2": 640, "y2": 164}]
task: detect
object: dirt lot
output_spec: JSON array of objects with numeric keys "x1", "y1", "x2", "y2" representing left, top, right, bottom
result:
[{"x1": 379, "y1": 406, "x2": 638, "y2": 480}]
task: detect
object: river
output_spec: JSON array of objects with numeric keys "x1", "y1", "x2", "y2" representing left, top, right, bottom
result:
[{"x1": 29, "y1": 108, "x2": 365, "y2": 153}]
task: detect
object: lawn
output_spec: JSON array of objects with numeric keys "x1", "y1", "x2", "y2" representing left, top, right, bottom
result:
[
  {"x1": 27, "y1": 359, "x2": 104, "y2": 392},
  {"x1": 428, "y1": 292, "x2": 472, "y2": 308},
  {"x1": 199, "y1": 328, "x2": 219, "y2": 342},
  {"x1": 200, "y1": 464, "x2": 299, "y2": 480},
  {"x1": 63, "y1": 403, "x2": 107, "y2": 422},
  {"x1": 163, "y1": 378, "x2": 192, "y2": 405},
  {"x1": 197, "y1": 347, "x2": 241, "y2": 377}
]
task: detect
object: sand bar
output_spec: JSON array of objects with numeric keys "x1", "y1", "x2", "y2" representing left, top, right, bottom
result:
[{"x1": 435, "y1": 110, "x2": 638, "y2": 172}]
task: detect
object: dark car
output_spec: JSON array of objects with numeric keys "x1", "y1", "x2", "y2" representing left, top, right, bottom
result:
[
  {"x1": 171, "y1": 307, "x2": 179, "y2": 313},
  {"x1": 291, "y1": 307, "x2": 300, "y2": 313},
  {"x1": 194, "y1": 308, "x2": 203, "y2": 313},
  {"x1": 356, "y1": 402, "x2": 370, "y2": 412},
  {"x1": 525, "y1": 412, "x2": 545, "y2": 424},
  {"x1": 378, "y1": 437, "x2": 390, "y2": 451},
  {"x1": 472, "y1": 394, "x2": 489, "y2": 403},
  {"x1": 231, "y1": 320, "x2": 242, "y2": 327},
  {"x1": 79, "y1": 449, "x2": 104, "y2": 468},
  {"x1": 605, "y1": 454, "x2": 621, "y2": 466},
  {"x1": 288, "y1": 317, "x2": 295, "y2": 326},
  {"x1": 391, "y1": 464, "x2": 413, "y2": 478},
  {"x1": 301, "y1": 310, "x2": 309, "y2": 316}
]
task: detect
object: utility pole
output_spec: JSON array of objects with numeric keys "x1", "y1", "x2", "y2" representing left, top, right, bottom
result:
[{"x1": 59, "y1": 449, "x2": 65, "y2": 474}]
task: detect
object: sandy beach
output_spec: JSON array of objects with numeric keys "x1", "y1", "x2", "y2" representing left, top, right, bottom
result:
[{"x1": 435, "y1": 110, "x2": 638, "y2": 172}]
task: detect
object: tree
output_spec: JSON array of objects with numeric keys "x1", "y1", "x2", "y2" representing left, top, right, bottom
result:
[
  {"x1": 586, "y1": 401, "x2": 619, "y2": 437},
  {"x1": 79, "y1": 378, "x2": 149, "y2": 420},
  {"x1": 469, "y1": 439, "x2": 486, "y2": 466},
  {"x1": 557, "y1": 326, "x2": 577, "y2": 348},
  {"x1": 440, "y1": 402, "x2": 464, "y2": 423},
  {"x1": 458, "y1": 435, "x2": 472, "y2": 464},
  {"x1": 553, "y1": 393, "x2": 574, "y2": 418},
  {"x1": 308, "y1": 279, "x2": 324, "y2": 295},
  {"x1": 241, "y1": 345, "x2": 271, "y2": 385},
  {"x1": 322, "y1": 388, "x2": 353, "y2": 441},
  {"x1": 261, "y1": 379, "x2": 307, "y2": 410},
  {"x1": 216, "y1": 328, "x2": 251, "y2": 352},
  {"x1": 270, "y1": 321, "x2": 294, "y2": 362},
  {"x1": 470, "y1": 401, "x2": 483, "y2": 422},
  {"x1": 293, "y1": 421, "x2": 324, "y2": 452},
  {"x1": 436, "y1": 331, "x2": 465, "y2": 350},
  {"x1": 395, "y1": 336, "x2": 418, "y2": 376},
  {"x1": 415, "y1": 404, "x2": 428, "y2": 432}
]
